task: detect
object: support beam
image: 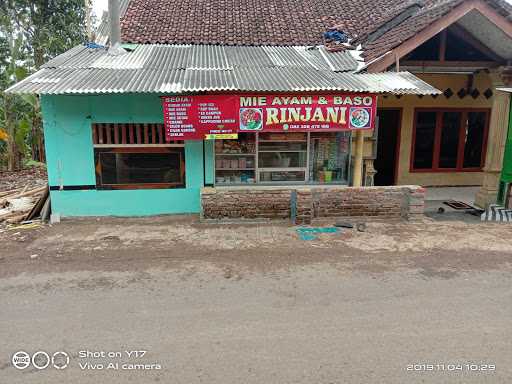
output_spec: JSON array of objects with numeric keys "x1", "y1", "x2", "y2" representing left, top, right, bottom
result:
[
  {"x1": 366, "y1": 0, "x2": 512, "y2": 73},
  {"x1": 475, "y1": 70, "x2": 511, "y2": 207},
  {"x1": 353, "y1": 131, "x2": 365, "y2": 187},
  {"x1": 439, "y1": 30, "x2": 447, "y2": 62}
]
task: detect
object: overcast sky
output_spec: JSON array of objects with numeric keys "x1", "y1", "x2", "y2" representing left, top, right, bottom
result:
[
  {"x1": 92, "y1": 0, "x2": 512, "y2": 22},
  {"x1": 92, "y1": 0, "x2": 108, "y2": 20}
]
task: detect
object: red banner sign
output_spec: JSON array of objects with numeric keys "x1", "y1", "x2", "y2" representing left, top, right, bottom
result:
[{"x1": 162, "y1": 94, "x2": 377, "y2": 140}]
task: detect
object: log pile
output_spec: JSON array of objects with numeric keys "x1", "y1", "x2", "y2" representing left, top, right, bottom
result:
[{"x1": 0, "y1": 185, "x2": 50, "y2": 224}]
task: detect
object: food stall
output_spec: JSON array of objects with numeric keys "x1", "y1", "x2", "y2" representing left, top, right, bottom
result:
[{"x1": 163, "y1": 93, "x2": 376, "y2": 187}]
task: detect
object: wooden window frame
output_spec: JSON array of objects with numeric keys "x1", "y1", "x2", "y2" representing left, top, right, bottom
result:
[
  {"x1": 410, "y1": 108, "x2": 490, "y2": 173},
  {"x1": 94, "y1": 146, "x2": 186, "y2": 190},
  {"x1": 92, "y1": 123, "x2": 184, "y2": 146}
]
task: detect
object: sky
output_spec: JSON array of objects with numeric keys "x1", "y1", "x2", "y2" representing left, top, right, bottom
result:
[
  {"x1": 92, "y1": 0, "x2": 512, "y2": 14},
  {"x1": 92, "y1": 0, "x2": 108, "y2": 21},
  {"x1": 92, "y1": 0, "x2": 512, "y2": 22}
]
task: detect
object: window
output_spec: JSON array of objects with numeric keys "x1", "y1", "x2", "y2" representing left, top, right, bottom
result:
[
  {"x1": 92, "y1": 123, "x2": 185, "y2": 189},
  {"x1": 413, "y1": 111, "x2": 436, "y2": 169},
  {"x1": 309, "y1": 132, "x2": 351, "y2": 183},
  {"x1": 439, "y1": 112, "x2": 461, "y2": 168},
  {"x1": 258, "y1": 132, "x2": 308, "y2": 183},
  {"x1": 411, "y1": 110, "x2": 489, "y2": 172},
  {"x1": 214, "y1": 131, "x2": 352, "y2": 185},
  {"x1": 464, "y1": 112, "x2": 488, "y2": 168},
  {"x1": 214, "y1": 133, "x2": 256, "y2": 185}
]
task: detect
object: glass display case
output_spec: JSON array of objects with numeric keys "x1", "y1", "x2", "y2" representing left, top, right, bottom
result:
[
  {"x1": 309, "y1": 132, "x2": 351, "y2": 184},
  {"x1": 215, "y1": 133, "x2": 256, "y2": 185},
  {"x1": 214, "y1": 131, "x2": 351, "y2": 186},
  {"x1": 257, "y1": 132, "x2": 308, "y2": 182}
]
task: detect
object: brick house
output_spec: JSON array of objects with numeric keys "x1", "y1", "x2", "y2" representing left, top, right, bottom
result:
[
  {"x1": 6, "y1": 0, "x2": 512, "y2": 220},
  {"x1": 116, "y1": 0, "x2": 512, "y2": 204}
]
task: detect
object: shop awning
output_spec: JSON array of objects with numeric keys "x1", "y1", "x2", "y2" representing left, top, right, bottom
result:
[{"x1": 6, "y1": 44, "x2": 441, "y2": 96}]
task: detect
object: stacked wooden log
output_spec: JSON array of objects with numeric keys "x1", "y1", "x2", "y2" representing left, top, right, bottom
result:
[{"x1": 0, "y1": 185, "x2": 49, "y2": 224}]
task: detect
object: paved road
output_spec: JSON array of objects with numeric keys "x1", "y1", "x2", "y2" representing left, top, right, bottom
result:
[
  {"x1": 1, "y1": 218, "x2": 511, "y2": 383},
  {"x1": 1, "y1": 260, "x2": 511, "y2": 383}
]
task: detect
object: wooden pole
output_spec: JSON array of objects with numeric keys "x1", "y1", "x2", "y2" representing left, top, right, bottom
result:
[{"x1": 353, "y1": 131, "x2": 364, "y2": 187}]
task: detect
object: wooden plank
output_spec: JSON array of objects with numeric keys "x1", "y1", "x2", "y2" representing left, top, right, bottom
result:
[
  {"x1": 0, "y1": 186, "x2": 47, "y2": 207},
  {"x1": 105, "y1": 123, "x2": 112, "y2": 144},
  {"x1": 136, "y1": 124, "x2": 142, "y2": 144},
  {"x1": 98, "y1": 123, "x2": 104, "y2": 144},
  {"x1": 121, "y1": 123, "x2": 127, "y2": 144},
  {"x1": 0, "y1": 189, "x2": 21, "y2": 198},
  {"x1": 129, "y1": 124, "x2": 134, "y2": 144},
  {"x1": 26, "y1": 187, "x2": 49, "y2": 221},
  {"x1": 439, "y1": 30, "x2": 447, "y2": 62},
  {"x1": 401, "y1": 60, "x2": 500, "y2": 68},
  {"x1": 151, "y1": 124, "x2": 157, "y2": 144},
  {"x1": 157, "y1": 124, "x2": 164, "y2": 144},
  {"x1": 113, "y1": 123, "x2": 120, "y2": 144},
  {"x1": 144, "y1": 123, "x2": 149, "y2": 144},
  {"x1": 92, "y1": 124, "x2": 98, "y2": 144},
  {"x1": 98, "y1": 182, "x2": 183, "y2": 190}
]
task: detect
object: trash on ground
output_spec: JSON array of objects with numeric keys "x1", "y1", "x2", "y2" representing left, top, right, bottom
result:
[
  {"x1": 0, "y1": 185, "x2": 49, "y2": 225},
  {"x1": 465, "y1": 208, "x2": 485, "y2": 217},
  {"x1": 443, "y1": 200, "x2": 474, "y2": 210},
  {"x1": 335, "y1": 221, "x2": 354, "y2": 228},
  {"x1": 296, "y1": 227, "x2": 340, "y2": 241},
  {"x1": 7, "y1": 221, "x2": 43, "y2": 230}
]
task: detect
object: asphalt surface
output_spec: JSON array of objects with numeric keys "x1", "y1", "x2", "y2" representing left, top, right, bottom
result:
[{"x1": 1, "y1": 218, "x2": 511, "y2": 383}]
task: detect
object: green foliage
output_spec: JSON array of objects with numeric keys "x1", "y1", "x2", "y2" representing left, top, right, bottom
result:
[
  {"x1": 15, "y1": 117, "x2": 30, "y2": 150},
  {"x1": 24, "y1": 159, "x2": 46, "y2": 168},
  {"x1": 0, "y1": 0, "x2": 86, "y2": 169},
  {"x1": 11, "y1": 0, "x2": 87, "y2": 67}
]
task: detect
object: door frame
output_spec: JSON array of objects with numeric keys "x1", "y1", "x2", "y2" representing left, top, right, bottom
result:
[{"x1": 376, "y1": 107, "x2": 403, "y2": 185}]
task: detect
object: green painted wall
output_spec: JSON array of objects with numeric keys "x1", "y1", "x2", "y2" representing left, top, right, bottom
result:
[
  {"x1": 204, "y1": 139, "x2": 215, "y2": 185},
  {"x1": 501, "y1": 98, "x2": 512, "y2": 183},
  {"x1": 41, "y1": 94, "x2": 206, "y2": 216}
]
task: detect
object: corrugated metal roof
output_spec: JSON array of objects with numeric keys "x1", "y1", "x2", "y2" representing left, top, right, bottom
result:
[{"x1": 7, "y1": 44, "x2": 441, "y2": 95}]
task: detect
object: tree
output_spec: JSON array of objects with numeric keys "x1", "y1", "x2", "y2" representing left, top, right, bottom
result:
[
  {"x1": 0, "y1": 0, "x2": 86, "y2": 170},
  {"x1": 0, "y1": 1, "x2": 30, "y2": 170}
]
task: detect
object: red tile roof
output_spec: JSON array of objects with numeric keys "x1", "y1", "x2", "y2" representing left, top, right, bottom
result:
[
  {"x1": 120, "y1": 0, "x2": 399, "y2": 46},
  {"x1": 121, "y1": 0, "x2": 512, "y2": 60},
  {"x1": 360, "y1": 0, "x2": 512, "y2": 62}
]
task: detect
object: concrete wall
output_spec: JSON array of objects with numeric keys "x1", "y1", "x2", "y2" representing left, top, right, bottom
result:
[
  {"x1": 41, "y1": 94, "x2": 206, "y2": 216},
  {"x1": 377, "y1": 72, "x2": 494, "y2": 187},
  {"x1": 201, "y1": 186, "x2": 425, "y2": 224}
]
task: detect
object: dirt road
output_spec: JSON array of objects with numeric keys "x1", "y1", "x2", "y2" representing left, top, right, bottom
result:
[{"x1": 0, "y1": 217, "x2": 511, "y2": 383}]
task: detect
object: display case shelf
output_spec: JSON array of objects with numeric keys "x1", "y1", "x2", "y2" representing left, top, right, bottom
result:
[
  {"x1": 258, "y1": 150, "x2": 307, "y2": 153},
  {"x1": 216, "y1": 168, "x2": 255, "y2": 171}
]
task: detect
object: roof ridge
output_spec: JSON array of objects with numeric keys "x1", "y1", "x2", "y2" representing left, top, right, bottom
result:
[{"x1": 361, "y1": 0, "x2": 512, "y2": 65}]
